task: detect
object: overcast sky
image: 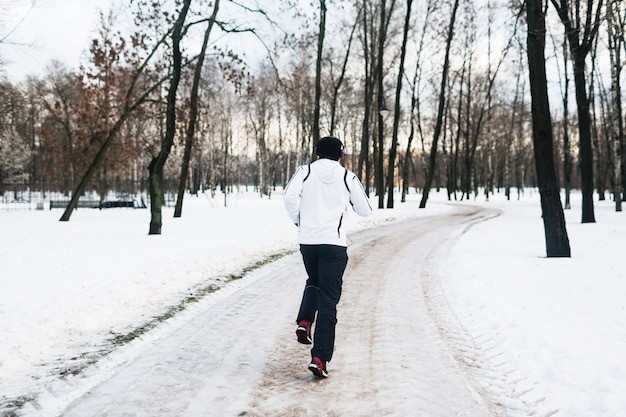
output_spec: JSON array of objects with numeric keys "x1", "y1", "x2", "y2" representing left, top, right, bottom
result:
[
  {"x1": 1, "y1": 0, "x2": 111, "y2": 81},
  {"x1": 0, "y1": 0, "x2": 284, "y2": 83}
]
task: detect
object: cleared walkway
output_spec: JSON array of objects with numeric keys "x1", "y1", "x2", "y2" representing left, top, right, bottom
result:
[{"x1": 62, "y1": 206, "x2": 495, "y2": 417}]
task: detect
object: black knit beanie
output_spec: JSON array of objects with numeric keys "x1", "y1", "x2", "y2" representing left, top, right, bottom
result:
[{"x1": 315, "y1": 136, "x2": 343, "y2": 160}]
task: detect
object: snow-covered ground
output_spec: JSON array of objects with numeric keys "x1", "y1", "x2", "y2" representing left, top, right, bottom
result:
[
  {"x1": 1, "y1": 189, "x2": 624, "y2": 417},
  {"x1": 440, "y1": 191, "x2": 626, "y2": 417}
]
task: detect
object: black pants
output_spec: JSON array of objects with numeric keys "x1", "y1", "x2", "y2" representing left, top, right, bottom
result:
[{"x1": 296, "y1": 244, "x2": 348, "y2": 362}]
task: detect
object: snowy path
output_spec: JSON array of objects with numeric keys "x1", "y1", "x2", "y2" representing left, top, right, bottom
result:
[{"x1": 60, "y1": 205, "x2": 496, "y2": 417}]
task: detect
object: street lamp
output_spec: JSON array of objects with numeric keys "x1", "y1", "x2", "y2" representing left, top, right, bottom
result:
[{"x1": 379, "y1": 99, "x2": 389, "y2": 118}]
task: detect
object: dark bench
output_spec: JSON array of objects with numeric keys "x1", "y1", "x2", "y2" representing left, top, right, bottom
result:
[
  {"x1": 49, "y1": 200, "x2": 101, "y2": 210},
  {"x1": 100, "y1": 200, "x2": 136, "y2": 209}
]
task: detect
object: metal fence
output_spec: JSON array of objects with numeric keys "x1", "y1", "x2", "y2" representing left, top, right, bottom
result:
[
  {"x1": 0, "y1": 190, "x2": 154, "y2": 211},
  {"x1": 0, "y1": 178, "x2": 189, "y2": 211}
]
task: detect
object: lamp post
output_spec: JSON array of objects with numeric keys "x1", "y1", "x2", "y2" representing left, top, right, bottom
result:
[{"x1": 377, "y1": 96, "x2": 388, "y2": 209}]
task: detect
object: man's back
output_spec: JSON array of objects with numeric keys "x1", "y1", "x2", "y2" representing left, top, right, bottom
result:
[{"x1": 283, "y1": 158, "x2": 371, "y2": 246}]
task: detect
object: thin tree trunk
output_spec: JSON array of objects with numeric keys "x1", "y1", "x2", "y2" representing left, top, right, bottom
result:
[
  {"x1": 591, "y1": 47, "x2": 608, "y2": 202},
  {"x1": 148, "y1": 0, "x2": 191, "y2": 235},
  {"x1": 401, "y1": 68, "x2": 419, "y2": 203},
  {"x1": 505, "y1": 57, "x2": 522, "y2": 201},
  {"x1": 60, "y1": 117, "x2": 126, "y2": 220},
  {"x1": 608, "y1": 0, "x2": 623, "y2": 211},
  {"x1": 572, "y1": 55, "x2": 597, "y2": 221},
  {"x1": 526, "y1": 0, "x2": 571, "y2": 257},
  {"x1": 376, "y1": 0, "x2": 388, "y2": 209},
  {"x1": 453, "y1": 64, "x2": 466, "y2": 200},
  {"x1": 358, "y1": 0, "x2": 374, "y2": 195},
  {"x1": 386, "y1": 0, "x2": 413, "y2": 208},
  {"x1": 312, "y1": 0, "x2": 326, "y2": 156},
  {"x1": 419, "y1": 0, "x2": 460, "y2": 208},
  {"x1": 562, "y1": 31, "x2": 572, "y2": 209},
  {"x1": 402, "y1": 0, "x2": 433, "y2": 202},
  {"x1": 550, "y1": 0, "x2": 604, "y2": 223},
  {"x1": 174, "y1": 0, "x2": 220, "y2": 218}
]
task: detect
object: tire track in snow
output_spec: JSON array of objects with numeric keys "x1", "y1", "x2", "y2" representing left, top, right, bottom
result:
[{"x1": 419, "y1": 205, "x2": 559, "y2": 417}]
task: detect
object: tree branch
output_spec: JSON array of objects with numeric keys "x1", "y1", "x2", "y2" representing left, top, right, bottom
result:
[{"x1": 0, "y1": 0, "x2": 36, "y2": 43}]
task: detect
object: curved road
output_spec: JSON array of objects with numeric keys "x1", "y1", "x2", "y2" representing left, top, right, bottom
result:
[{"x1": 61, "y1": 205, "x2": 497, "y2": 417}]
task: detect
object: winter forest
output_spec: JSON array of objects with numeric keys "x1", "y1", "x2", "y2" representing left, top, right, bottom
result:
[{"x1": 0, "y1": 0, "x2": 624, "y2": 241}]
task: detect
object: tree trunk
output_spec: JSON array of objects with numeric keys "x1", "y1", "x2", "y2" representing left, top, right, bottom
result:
[
  {"x1": 312, "y1": 0, "x2": 326, "y2": 154},
  {"x1": 386, "y1": 0, "x2": 413, "y2": 208},
  {"x1": 60, "y1": 117, "x2": 126, "y2": 221},
  {"x1": 562, "y1": 33, "x2": 572, "y2": 209},
  {"x1": 505, "y1": 57, "x2": 522, "y2": 201},
  {"x1": 376, "y1": 0, "x2": 388, "y2": 209},
  {"x1": 526, "y1": 0, "x2": 571, "y2": 257},
  {"x1": 402, "y1": 0, "x2": 434, "y2": 202},
  {"x1": 174, "y1": 0, "x2": 220, "y2": 218},
  {"x1": 551, "y1": 0, "x2": 604, "y2": 223},
  {"x1": 453, "y1": 62, "x2": 467, "y2": 200},
  {"x1": 358, "y1": 0, "x2": 374, "y2": 195},
  {"x1": 148, "y1": 0, "x2": 191, "y2": 235},
  {"x1": 608, "y1": 0, "x2": 623, "y2": 211},
  {"x1": 401, "y1": 67, "x2": 418, "y2": 203},
  {"x1": 572, "y1": 55, "x2": 596, "y2": 222},
  {"x1": 461, "y1": 57, "x2": 473, "y2": 200},
  {"x1": 419, "y1": 0, "x2": 460, "y2": 208}
]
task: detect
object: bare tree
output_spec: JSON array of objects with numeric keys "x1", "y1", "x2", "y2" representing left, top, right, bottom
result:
[
  {"x1": 59, "y1": 4, "x2": 180, "y2": 222},
  {"x1": 148, "y1": 0, "x2": 192, "y2": 234},
  {"x1": 375, "y1": 0, "x2": 388, "y2": 209},
  {"x1": 550, "y1": 0, "x2": 604, "y2": 223},
  {"x1": 39, "y1": 63, "x2": 81, "y2": 190},
  {"x1": 375, "y1": 0, "x2": 396, "y2": 209},
  {"x1": 312, "y1": 0, "x2": 327, "y2": 156},
  {"x1": 504, "y1": 48, "x2": 525, "y2": 201},
  {"x1": 400, "y1": 0, "x2": 434, "y2": 203},
  {"x1": 419, "y1": 0, "x2": 460, "y2": 209},
  {"x1": 607, "y1": 0, "x2": 623, "y2": 211},
  {"x1": 358, "y1": 0, "x2": 376, "y2": 195},
  {"x1": 174, "y1": 0, "x2": 221, "y2": 218},
  {"x1": 247, "y1": 66, "x2": 279, "y2": 198},
  {"x1": 0, "y1": 80, "x2": 31, "y2": 191},
  {"x1": 386, "y1": 0, "x2": 413, "y2": 208},
  {"x1": 526, "y1": 0, "x2": 570, "y2": 257},
  {"x1": 549, "y1": 18, "x2": 574, "y2": 209}
]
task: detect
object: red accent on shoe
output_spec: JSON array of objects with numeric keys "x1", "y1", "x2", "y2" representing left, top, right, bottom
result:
[
  {"x1": 296, "y1": 320, "x2": 312, "y2": 345},
  {"x1": 308, "y1": 356, "x2": 328, "y2": 378}
]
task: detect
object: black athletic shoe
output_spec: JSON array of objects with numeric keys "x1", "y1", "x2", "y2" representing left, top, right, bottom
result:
[
  {"x1": 308, "y1": 356, "x2": 328, "y2": 378},
  {"x1": 296, "y1": 320, "x2": 312, "y2": 345}
]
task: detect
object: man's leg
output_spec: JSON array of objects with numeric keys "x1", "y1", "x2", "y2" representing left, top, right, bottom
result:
[
  {"x1": 311, "y1": 245, "x2": 348, "y2": 363},
  {"x1": 296, "y1": 245, "x2": 320, "y2": 325}
]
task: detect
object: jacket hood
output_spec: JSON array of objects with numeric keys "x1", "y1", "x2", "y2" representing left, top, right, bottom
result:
[{"x1": 313, "y1": 158, "x2": 343, "y2": 184}]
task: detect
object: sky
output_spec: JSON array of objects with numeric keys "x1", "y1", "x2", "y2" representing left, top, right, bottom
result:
[
  {"x1": 0, "y1": 0, "x2": 112, "y2": 80},
  {"x1": 0, "y1": 0, "x2": 285, "y2": 82},
  {"x1": 0, "y1": 189, "x2": 625, "y2": 417}
]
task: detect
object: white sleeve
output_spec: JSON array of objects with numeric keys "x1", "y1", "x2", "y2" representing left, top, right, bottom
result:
[
  {"x1": 347, "y1": 172, "x2": 372, "y2": 217},
  {"x1": 283, "y1": 166, "x2": 306, "y2": 224}
]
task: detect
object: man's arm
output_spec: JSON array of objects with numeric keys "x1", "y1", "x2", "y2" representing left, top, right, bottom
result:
[
  {"x1": 347, "y1": 173, "x2": 372, "y2": 217},
  {"x1": 283, "y1": 166, "x2": 305, "y2": 224}
]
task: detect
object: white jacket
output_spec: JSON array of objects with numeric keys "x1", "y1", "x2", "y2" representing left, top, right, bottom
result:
[{"x1": 283, "y1": 158, "x2": 372, "y2": 246}]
